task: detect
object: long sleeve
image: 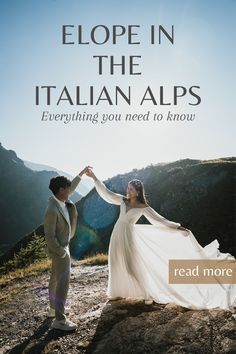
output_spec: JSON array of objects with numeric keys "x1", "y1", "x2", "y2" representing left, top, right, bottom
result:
[
  {"x1": 94, "y1": 179, "x2": 124, "y2": 205},
  {"x1": 143, "y1": 206, "x2": 181, "y2": 229},
  {"x1": 44, "y1": 208, "x2": 66, "y2": 257},
  {"x1": 69, "y1": 175, "x2": 82, "y2": 195}
]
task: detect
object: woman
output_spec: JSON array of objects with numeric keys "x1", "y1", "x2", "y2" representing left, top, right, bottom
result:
[{"x1": 86, "y1": 169, "x2": 236, "y2": 312}]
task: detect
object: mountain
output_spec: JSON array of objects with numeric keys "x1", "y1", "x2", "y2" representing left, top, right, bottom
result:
[
  {"x1": 24, "y1": 160, "x2": 93, "y2": 196},
  {"x1": 1, "y1": 155, "x2": 235, "y2": 264},
  {"x1": 70, "y1": 157, "x2": 236, "y2": 259},
  {"x1": 24, "y1": 160, "x2": 73, "y2": 178},
  {"x1": 0, "y1": 143, "x2": 81, "y2": 255}
]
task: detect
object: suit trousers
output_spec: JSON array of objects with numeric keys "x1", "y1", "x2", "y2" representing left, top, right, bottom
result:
[{"x1": 48, "y1": 247, "x2": 71, "y2": 321}]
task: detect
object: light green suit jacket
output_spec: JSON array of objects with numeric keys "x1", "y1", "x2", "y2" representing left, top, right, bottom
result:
[{"x1": 44, "y1": 175, "x2": 81, "y2": 258}]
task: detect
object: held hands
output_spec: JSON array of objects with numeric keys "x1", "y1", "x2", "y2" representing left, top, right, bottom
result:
[
  {"x1": 86, "y1": 168, "x2": 97, "y2": 181},
  {"x1": 79, "y1": 165, "x2": 93, "y2": 177},
  {"x1": 78, "y1": 165, "x2": 97, "y2": 181}
]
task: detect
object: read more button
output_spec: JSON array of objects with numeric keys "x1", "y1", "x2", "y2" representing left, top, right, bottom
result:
[{"x1": 169, "y1": 259, "x2": 236, "y2": 284}]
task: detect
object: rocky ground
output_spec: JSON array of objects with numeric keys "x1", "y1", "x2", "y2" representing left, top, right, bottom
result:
[{"x1": 0, "y1": 263, "x2": 236, "y2": 354}]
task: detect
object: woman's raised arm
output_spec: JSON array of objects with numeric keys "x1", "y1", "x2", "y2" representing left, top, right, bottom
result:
[
  {"x1": 86, "y1": 168, "x2": 124, "y2": 205},
  {"x1": 94, "y1": 179, "x2": 124, "y2": 205}
]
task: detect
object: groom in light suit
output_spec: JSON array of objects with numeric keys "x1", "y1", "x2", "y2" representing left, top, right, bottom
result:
[{"x1": 44, "y1": 166, "x2": 91, "y2": 331}]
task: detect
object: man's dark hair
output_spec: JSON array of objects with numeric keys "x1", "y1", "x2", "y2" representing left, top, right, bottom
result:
[{"x1": 49, "y1": 176, "x2": 71, "y2": 195}]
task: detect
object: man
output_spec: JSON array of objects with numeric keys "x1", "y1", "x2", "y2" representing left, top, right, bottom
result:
[{"x1": 44, "y1": 166, "x2": 91, "y2": 331}]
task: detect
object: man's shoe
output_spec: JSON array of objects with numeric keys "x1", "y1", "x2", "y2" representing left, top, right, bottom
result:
[
  {"x1": 51, "y1": 318, "x2": 77, "y2": 331},
  {"x1": 46, "y1": 307, "x2": 70, "y2": 318}
]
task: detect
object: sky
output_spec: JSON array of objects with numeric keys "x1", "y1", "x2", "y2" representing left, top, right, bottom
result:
[{"x1": 1, "y1": 0, "x2": 235, "y2": 180}]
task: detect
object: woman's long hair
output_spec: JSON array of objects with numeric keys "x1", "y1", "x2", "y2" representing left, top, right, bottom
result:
[{"x1": 123, "y1": 179, "x2": 148, "y2": 204}]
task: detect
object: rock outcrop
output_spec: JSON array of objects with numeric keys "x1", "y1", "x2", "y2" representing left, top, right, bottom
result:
[{"x1": 1, "y1": 264, "x2": 235, "y2": 354}]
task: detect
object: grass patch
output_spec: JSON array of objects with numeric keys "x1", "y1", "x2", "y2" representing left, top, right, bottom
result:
[
  {"x1": 0, "y1": 253, "x2": 108, "y2": 288},
  {"x1": 0, "y1": 234, "x2": 48, "y2": 274},
  {"x1": 0, "y1": 258, "x2": 51, "y2": 288},
  {"x1": 76, "y1": 253, "x2": 108, "y2": 266}
]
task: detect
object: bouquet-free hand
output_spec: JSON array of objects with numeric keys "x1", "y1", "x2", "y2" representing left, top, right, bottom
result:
[
  {"x1": 79, "y1": 166, "x2": 93, "y2": 177},
  {"x1": 86, "y1": 168, "x2": 97, "y2": 181}
]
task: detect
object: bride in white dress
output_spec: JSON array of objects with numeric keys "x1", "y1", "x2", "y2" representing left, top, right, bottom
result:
[{"x1": 86, "y1": 169, "x2": 236, "y2": 312}]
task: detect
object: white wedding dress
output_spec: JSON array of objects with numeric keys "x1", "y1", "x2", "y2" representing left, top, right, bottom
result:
[{"x1": 94, "y1": 179, "x2": 236, "y2": 312}]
